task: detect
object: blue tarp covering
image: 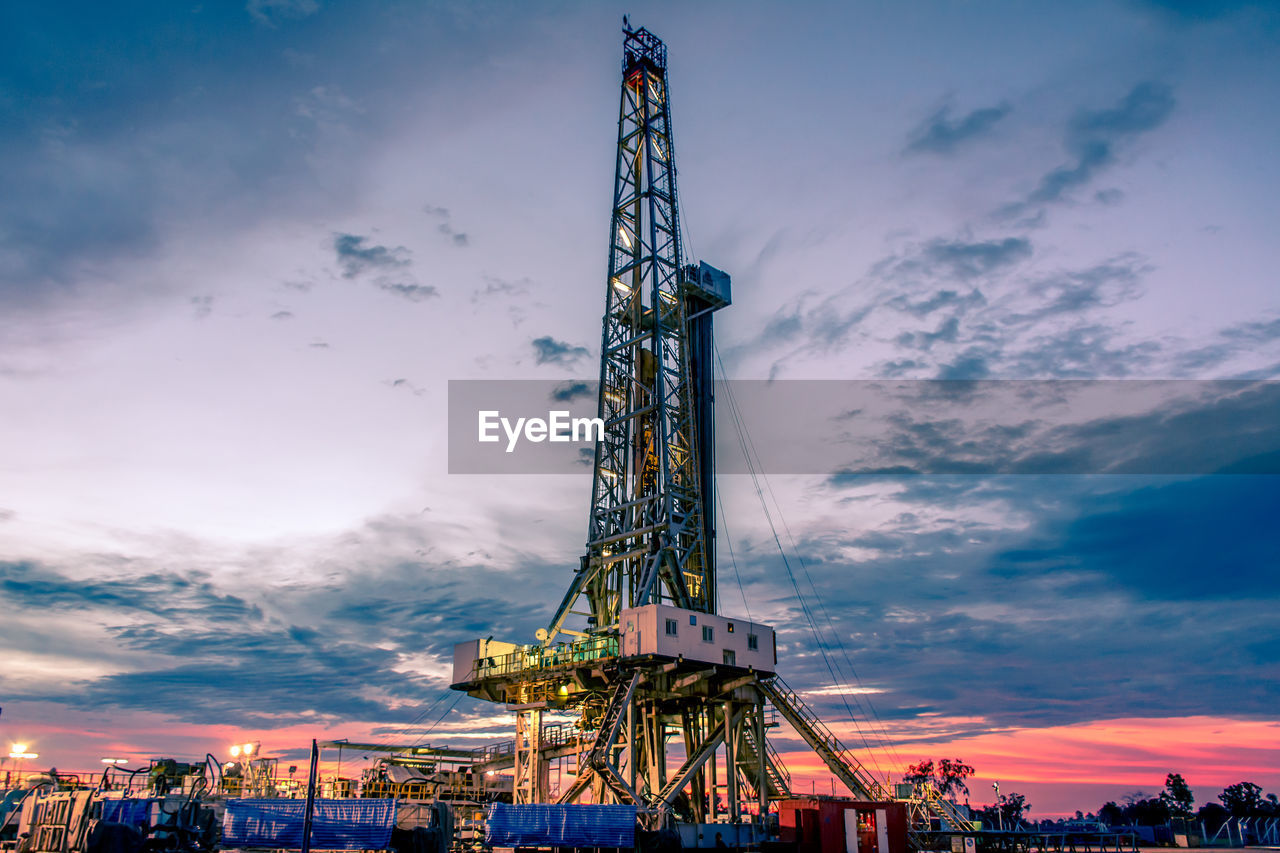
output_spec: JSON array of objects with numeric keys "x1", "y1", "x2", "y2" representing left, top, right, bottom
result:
[
  {"x1": 485, "y1": 803, "x2": 636, "y2": 848},
  {"x1": 222, "y1": 798, "x2": 397, "y2": 850},
  {"x1": 100, "y1": 798, "x2": 150, "y2": 827}
]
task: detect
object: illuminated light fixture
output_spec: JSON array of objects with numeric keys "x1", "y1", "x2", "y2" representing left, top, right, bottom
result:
[
  {"x1": 100, "y1": 758, "x2": 130, "y2": 765},
  {"x1": 11, "y1": 743, "x2": 26, "y2": 753},
  {"x1": 617, "y1": 226, "x2": 632, "y2": 249},
  {"x1": 611, "y1": 278, "x2": 630, "y2": 293},
  {"x1": 9, "y1": 751, "x2": 38, "y2": 760},
  {"x1": 652, "y1": 140, "x2": 666, "y2": 160},
  {"x1": 598, "y1": 467, "x2": 618, "y2": 480},
  {"x1": 229, "y1": 741, "x2": 258, "y2": 758}
]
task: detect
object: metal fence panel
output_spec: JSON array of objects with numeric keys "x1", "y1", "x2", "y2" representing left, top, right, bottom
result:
[
  {"x1": 485, "y1": 803, "x2": 636, "y2": 848},
  {"x1": 222, "y1": 798, "x2": 397, "y2": 850}
]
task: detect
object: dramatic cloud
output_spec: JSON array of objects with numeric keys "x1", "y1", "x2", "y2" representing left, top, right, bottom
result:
[
  {"x1": 531, "y1": 335, "x2": 589, "y2": 366},
  {"x1": 330, "y1": 233, "x2": 435, "y2": 300},
  {"x1": 749, "y1": 472, "x2": 1280, "y2": 733},
  {"x1": 870, "y1": 237, "x2": 1033, "y2": 284},
  {"x1": 333, "y1": 233, "x2": 410, "y2": 278},
  {"x1": 1173, "y1": 316, "x2": 1280, "y2": 374},
  {"x1": 471, "y1": 275, "x2": 531, "y2": 303},
  {"x1": 810, "y1": 380, "x2": 1280, "y2": 477},
  {"x1": 905, "y1": 102, "x2": 1012, "y2": 155},
  {"x1": 740, "y1": 236, "x2": 1159, "y2": 381},
  {"x1": 1025, "y1": 82, "x2": 1176, "y2": 206},
  {"x1": 0, "y1": 510, "x2": 573, "y2": 728},
  {"x1": 2, "y1": 1, "x2": 1277, "y2": 803},
  {"x1": 995, "y1": 475, "x2": 1280, "y2": 600},
  {"x1": 1001, "y1": 256, "x2": 1147, "y2": 327},
  {"x1": 921, "y1": 237, "x2": 1033, "y2": 279},
  {"x1": 887, "y1": 289, "x2": 986, "y2": 318},
  {"x1": 376, "y1": 280, "x2": 438, "y2": 301},
  {"x1": 551, "y1": 381, "x2": 594, "y2": 402},
  {"x1": 0, "y1": 561, "x2": 262, "y2": 624},
  {"x1": 424, "y1": 205, "x2": 470, "y2": 247}
]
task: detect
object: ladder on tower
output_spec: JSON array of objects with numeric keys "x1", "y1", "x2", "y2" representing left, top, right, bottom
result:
[{"x1": 738, "y1": 719, "x2": 792, "y2": 801}]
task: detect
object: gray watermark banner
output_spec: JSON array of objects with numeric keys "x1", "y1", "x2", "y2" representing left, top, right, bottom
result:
[{"x1": 447, "y1": 379, "x2": 1280, "y2": 475}]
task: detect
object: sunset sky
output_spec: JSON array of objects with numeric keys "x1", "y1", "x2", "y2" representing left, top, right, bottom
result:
[{"x1": 2, "y1": 0, "x2": 1279, "y2": 817}]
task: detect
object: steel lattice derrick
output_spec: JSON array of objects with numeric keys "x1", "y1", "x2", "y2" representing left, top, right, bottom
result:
[
  {"x1": 446, "y1": 21, "x2": 903, "y2": 833},
  {"x1": 543, "y1": 24, "x2": 709, "y2": 647}
]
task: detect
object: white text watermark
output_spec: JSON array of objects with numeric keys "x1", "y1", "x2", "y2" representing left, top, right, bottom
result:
[{"x1": 478, "y1": 410, "x2": 606, "y2": 453}]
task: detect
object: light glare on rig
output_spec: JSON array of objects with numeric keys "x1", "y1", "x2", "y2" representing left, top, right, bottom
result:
[{"x1": 230, "y1": 741, "x2": 259, "y2": 758}]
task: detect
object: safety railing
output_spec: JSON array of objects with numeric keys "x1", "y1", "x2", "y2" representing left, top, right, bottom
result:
[{"x1": 472, "y1": 635, "x2": 620, "y2": 681}]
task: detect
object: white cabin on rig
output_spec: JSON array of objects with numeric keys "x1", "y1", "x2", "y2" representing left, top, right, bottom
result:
[{"x1": 620, "y1": 603, "x2": 776, "y2": 673}]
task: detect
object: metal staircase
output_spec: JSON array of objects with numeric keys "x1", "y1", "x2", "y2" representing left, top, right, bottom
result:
[
  {"x1": 760, "y1": 675, "x2": 978, "y2": 842},
  {"x1": 585, "y1": 671, "x2": 643, "y2": 803},
  {"x1": 915, "y1": 782, "x2": 977, "y2": 832},
  {"x1": 759, "y1": 675, "x2": 888, "y2": 801},
  {"x1": 738, "y1": 720, "x2": 791, "y2": 800}
]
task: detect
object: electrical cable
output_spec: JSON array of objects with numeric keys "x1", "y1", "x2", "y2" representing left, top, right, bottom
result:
[
  {"x1": 405, "y1": 692, "x2": 465, "y2": 750},
  {"x1": 714, "y1": 343, "x2": 904, "y2": 780},
  {"x1": 722, "y1": 371, "x2": 909, "y2": 774},
  {"x1": 715, "y1": 486, "x2": 753, "y2": 624}
]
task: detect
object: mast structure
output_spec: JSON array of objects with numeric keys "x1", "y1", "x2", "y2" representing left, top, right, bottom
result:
[
  {"x1": 450, "y1": 22, "x2": 955, "y2": 838},
  {"x1": 542, "y1": 23, "x2": 722, "y2": 648}
]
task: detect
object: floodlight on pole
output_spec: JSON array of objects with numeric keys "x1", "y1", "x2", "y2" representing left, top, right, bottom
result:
[{"x1": 8, "y1": 744, "x2": 38, "y2": 760}]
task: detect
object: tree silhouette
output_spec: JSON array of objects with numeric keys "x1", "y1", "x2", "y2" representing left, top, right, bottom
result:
[
  {"x1": 903, "y1": 760, "x2": 934, "y2": 786},
  {"x1": 938, "y1": 759, "x2": 976, "y2": 798},
  {"x1": 901, "y1": 758, "x2": 974, "y2": 799},
  {"x1": 1161, "y1": 773, "x2": 1195, "y2": 818},
  {"x1": 1098, "y1": 802, "x2": 1124, "y2": 826},
  {"x1": 977, "y1": 792, "x2": 1030, "y2": 828},
  {"x1": 1219, "y1": 782, "x2": 1273, "y2": 816}
]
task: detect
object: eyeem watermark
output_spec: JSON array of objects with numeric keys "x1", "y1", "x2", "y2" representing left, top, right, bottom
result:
[
  {"x1": 478, "y1": 410, "x2": 605, "y2": 453},
  {"x1": 450, "y1": 378, "x2": 1280, "y2": 474}
]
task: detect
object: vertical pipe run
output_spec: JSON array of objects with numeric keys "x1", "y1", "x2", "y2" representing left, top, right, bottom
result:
[
  {"x1": 756, "y1": 700, "x2": 768, "y2": 821},
  {"x1": 301, "y1": 739, "x2": 319, "y2": 853},
  {"x1": 724, "y1": 701, "x2": 738, "y2": 824}
]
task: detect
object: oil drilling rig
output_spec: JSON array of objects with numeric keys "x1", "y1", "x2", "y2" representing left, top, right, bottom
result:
[{"x1": 451, "y1": 21, "x2": 974, "y2": 843}]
